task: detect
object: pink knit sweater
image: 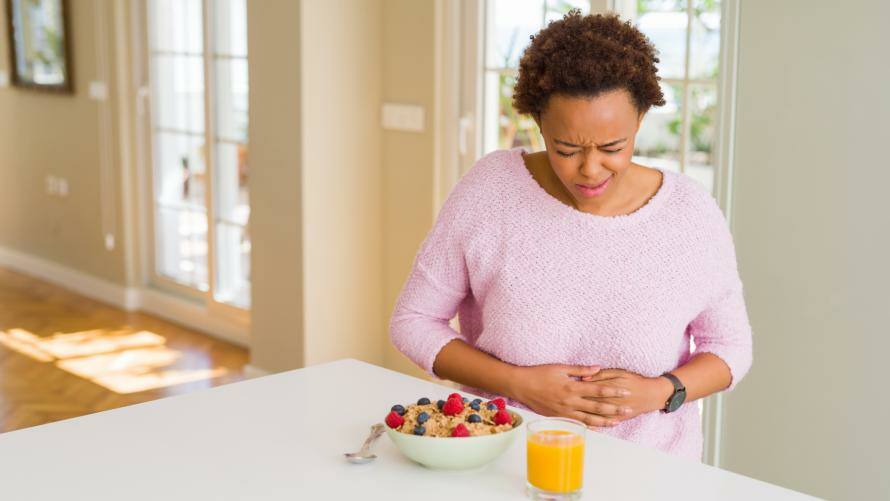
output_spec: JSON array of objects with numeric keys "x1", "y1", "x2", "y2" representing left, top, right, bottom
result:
[{"x1": 389, "y1": 147, "x2": 752, "y2": 460}]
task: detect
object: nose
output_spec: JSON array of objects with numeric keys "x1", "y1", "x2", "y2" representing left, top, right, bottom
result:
[{"x1": 579, "y1": 151, "x2": 608, "y2": 178}]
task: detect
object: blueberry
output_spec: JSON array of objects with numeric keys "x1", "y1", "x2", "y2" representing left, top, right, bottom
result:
[
  {"x1": 486, "y1": 403, "x2": 498, "y2": 411},
  {"x1": 471, "y1": 398, "x2": 483, "y2": 405},
  {"x1": 462, "y1": 397, "x2": 469, "y2": 403},
  {"x1": 436, "y1": 400, "x2": 445, "y2": 410},
  {"x1": 417, "y1": 411, "x2": 430, "y2": 424},
  {"x1": 467, "y1": 413, "x2": 482, "y2": 423},
  {"x1": 413, "y1": 425, "x2": 426, "y2": 436},
  {"x1": 417, "y1": 397, "x2": 431, "y2": 405},
  {"x1": 391, "y1": 404, "x2": 406, "y2": 416},
  {"x1": 469, "y1": 402, "x2": 481, "y2": 411}
]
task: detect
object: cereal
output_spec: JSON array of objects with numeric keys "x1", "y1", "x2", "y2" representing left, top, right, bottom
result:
[{"x1": 385, "y1": 394, "x2": 515, "y2": 437}]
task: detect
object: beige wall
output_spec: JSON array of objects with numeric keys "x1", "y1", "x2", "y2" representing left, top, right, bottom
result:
[
  {"x1": 380, "y1": 0, "x2": 439, "y2": 380},
  {"x1": 722, "y1": 1, "x2": 890, "y2": 499},
  {"x1": 249, "y1": 0, "x2": 387, "y2": 372},
  {"x1": 300, "y1": 0, "x2": 384, "y2": 367},
  {"x1": 0, "y1": 0, "x2": 128, "y2": 285},
  {"x1": 247, "y1": 0, "x2": 306, "y2": 371}
]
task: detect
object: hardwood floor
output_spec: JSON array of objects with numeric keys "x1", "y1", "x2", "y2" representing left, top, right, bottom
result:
[{"x1": 0, "y1": 267, "x2": 248, "y2": 433}]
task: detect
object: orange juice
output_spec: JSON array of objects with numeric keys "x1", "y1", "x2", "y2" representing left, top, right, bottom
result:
[{"x1": 527, "y1": 429, "x2": 585, "y2": 493}]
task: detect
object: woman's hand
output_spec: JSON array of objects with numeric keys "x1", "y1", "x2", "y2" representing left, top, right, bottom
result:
[
  {"x1": 580, "y1": 369, "x2": 675, "y2": 423},
  {"x1": 509, "y1": 364, "x2": 636, "y2": 428}
]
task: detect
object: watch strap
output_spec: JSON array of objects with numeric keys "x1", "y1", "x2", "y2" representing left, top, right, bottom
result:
[
  {"x1": 660, "y1": 372, "x2": 686, "y2": 413},
  {"x1": 661, "y1": 372, "x2": 685, "y2": 392}
]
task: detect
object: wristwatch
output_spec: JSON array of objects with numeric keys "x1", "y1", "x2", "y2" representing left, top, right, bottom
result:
[{"x1": 660, "y1": 372, "x2": 686, "y2": 413}]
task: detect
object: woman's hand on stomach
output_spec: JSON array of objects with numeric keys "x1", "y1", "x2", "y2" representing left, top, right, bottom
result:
[
  {"x1": 511, "y1": 364, "x2": 636, "y2": 429},
  {"x1": 578, "y1": 368, "x2": 676, "y2": 424}
]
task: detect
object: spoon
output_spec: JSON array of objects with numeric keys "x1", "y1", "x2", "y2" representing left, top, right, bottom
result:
[{"x1": 344, "y1": 423, "x2": 386, "y2": 464}]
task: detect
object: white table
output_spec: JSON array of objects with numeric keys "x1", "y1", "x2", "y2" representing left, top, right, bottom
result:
[{"x1": 0, "y1": 358, "x2": 813, "y2": 500}]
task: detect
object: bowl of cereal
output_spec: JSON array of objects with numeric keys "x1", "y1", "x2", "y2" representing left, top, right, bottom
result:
[{"x1": 383, "y1": 392, "x2": 523, "y2": 470}]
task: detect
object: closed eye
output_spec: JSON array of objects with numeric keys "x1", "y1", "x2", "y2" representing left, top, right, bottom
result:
[{"x1": 556, "y1": 148, "x2": 623, "y2": 157}]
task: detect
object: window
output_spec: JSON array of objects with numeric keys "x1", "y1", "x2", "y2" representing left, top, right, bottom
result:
[
  {"x1": 482, "y1": 0, "x2": 590, "y2": 154},
  {"x1": 147, "y1": 0, "x2": 250, "y2": 309},
  {"x1": 481, "y1": 0, "x2": 724, "y2": 193}
]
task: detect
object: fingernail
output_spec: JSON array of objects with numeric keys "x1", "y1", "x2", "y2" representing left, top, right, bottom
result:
[
  {"x1": 621, "y1": 390, "x2": 631, "y2": 396},
  {"x1": 622, "y1": 408, "x2": 632, "y2": 414}
]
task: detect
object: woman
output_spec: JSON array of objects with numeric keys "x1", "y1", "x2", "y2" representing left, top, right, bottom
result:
[{"x1": 389, "y1": 11, "x2": 752, "y2": 461}]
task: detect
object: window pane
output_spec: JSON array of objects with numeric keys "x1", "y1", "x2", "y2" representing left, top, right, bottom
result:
[
  {"x1": 633, "y1": 82, "x2": 682, "y2": 171},
  {"x1": 212, "y1": 0, "x2": 248, "y2": 57},
  {"x1": 153, "y1": 132, "x2": 207, "y2": 209},
  {"x1": 213, "y1": 142, "x2": 248, "y2": 223},
  {"x1": 545, "y1": 0, "x2": 589, "y2": 23},
  {"x1": 493, "y1": 72, "x2": 544, "y2": 151},
  {"x1": 212, "y1": 0, "x2": 250, "y2": 309},
  {"x1": 685, "y1": 83, "x2": 717, "y2": 191},
  {"x1": 215, "y1": 222, "x2": 250, "y2": 309},
  {"x1": 689, "y1": 0, "x2": 721, "y2": 79},
  {"x1": 156, "y1": 207, "x2": 208, "y2": 290},
  {"x1": 149, "y1": 0, "x2": 203, "y2": 54},
  {"x1": 486, "y1": 0, "x2": 544, "y2": 68},
  {"x1": 214, "y1": 58, "x2": 249, "y2": 143},
  {"x1": 150, "y1": 54, "x2": 205, "y2": 133},
  {"x1": 635, "y1": 0, "x2": 688, "y2": 80}
]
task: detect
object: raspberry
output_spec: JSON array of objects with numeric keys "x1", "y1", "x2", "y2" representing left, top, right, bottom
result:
[
  {"x1": 451, "y1": 423, "x2": 470, "y2": 437},
  {"x1": 442, "y1": 398, "x2": 464, "y2": 416},
  {"x1": 493, "y1": 409, "x2": 512, "y2": 426},
  {"x1": 447, "y1": 393, "x2": 462, "y2": 401},
  {"x1": 491, "y1": 397, "x2": 506, "y2": 410},
  {"x1": 385, "y1": 410, "x2": 405, "y2": 429}
]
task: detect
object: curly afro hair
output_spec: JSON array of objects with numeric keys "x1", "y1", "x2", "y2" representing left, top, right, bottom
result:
[{"x1": 512, "y1": 10, "x2": 666, "y2": 117}]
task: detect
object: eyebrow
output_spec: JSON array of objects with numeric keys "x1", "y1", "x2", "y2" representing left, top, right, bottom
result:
[{"x1": 555, "y1": 137, "x2": 628, "y2": 148}]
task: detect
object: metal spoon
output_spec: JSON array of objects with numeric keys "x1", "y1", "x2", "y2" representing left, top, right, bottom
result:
[{"x1": 344, "y1": 423, "x2": 386, "y2": 464}]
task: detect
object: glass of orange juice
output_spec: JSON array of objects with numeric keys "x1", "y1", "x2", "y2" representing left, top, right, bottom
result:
[{"x1": 526, "y1": 417, "x2": 586, "y2": 500}]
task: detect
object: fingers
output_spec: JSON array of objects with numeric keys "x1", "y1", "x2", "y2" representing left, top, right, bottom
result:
[
  {"x1": 563, "y1": 364, "x2": 601, "y2": 378},
  {"x1": 576, "y1": 398, "x2": 633, "y2": 418},
  {"x1": 576, "y1": 381, "x2": 631, "y2": 398},
  {"x1": 580, "y1": 368, "x2": 624, "y2": 382},
  {"x1": 570, "y1": 410, "x2": 621, "y2": 429}
]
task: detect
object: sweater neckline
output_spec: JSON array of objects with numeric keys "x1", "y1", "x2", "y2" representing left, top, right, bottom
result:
[{"x1": 511, "y1": 146, "x2": 676, "y2": 229}]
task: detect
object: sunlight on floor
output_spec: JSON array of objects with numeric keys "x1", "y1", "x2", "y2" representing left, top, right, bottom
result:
[{"x1": 0, "y1": 328, "x2": 229, "y2": 394}]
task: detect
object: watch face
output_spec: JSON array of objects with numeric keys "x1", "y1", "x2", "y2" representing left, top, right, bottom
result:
[{"x1": 667, "y1": 390, "x2": 686, "y2": 412}]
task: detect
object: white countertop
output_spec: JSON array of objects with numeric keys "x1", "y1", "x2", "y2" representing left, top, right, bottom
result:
[{"x1": 0, "y1": 358, "x2": 813, "y2": 500}]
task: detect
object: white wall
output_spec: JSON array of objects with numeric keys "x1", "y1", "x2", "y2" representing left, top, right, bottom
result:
[{"x1": 722, "y1": 1, "x2": 890, "y2": 499}]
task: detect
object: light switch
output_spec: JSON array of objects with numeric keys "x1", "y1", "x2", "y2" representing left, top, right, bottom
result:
[
  {"x1": 57, "y1": 178, "x2": 69, "y2": 197},
  {"x1": 381, "y1": 103, "x2": 425, "y2": 132},
  {"x1": 89, "y1": 81, "x2": 108, "y2": 101},
  {"x1": 0, "y1": 70, "x2": 9, "y2": 88}
]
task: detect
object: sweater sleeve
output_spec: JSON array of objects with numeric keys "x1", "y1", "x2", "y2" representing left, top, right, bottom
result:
[
  {"x1": 687, "y1": 197, "x2": 753, "y2": 392},
  {"x1": 388, "y1": 173, "x2": 476, "y2": 378}
]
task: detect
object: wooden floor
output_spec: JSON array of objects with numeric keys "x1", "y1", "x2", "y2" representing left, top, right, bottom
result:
[{"x1": 0, "y1": 267, "x2": 248, "y2": 434}]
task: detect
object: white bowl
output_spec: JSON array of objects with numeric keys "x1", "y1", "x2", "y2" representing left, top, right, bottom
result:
[{"x1": 386, "y1": 411, "x2": 524, "y2": 470}]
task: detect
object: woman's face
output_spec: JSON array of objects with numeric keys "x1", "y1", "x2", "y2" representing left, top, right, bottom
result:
[{"x1": 535, "y1": 89, "x2": 644, "y2": 210}]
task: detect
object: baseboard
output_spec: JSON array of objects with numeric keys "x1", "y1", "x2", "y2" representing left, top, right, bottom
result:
[
  {"x1": 139, "y1": 287, "x2": 248, "y2": 347},
  {"x1": 0, "y1": 245, "x2": 248, "y2": 347},
  {"x1": 0, "y1": 245, "x2": 138, "y2": 310}
]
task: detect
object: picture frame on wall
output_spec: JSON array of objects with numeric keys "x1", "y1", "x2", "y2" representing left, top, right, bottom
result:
[{"x1": 5, "y1": 0, "x2": 72, "y2": 93}]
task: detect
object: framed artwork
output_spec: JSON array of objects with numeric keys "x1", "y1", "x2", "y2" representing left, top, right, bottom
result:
[{"x1": 5, "y1": 0, "x2": 72, "y2": 92}]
